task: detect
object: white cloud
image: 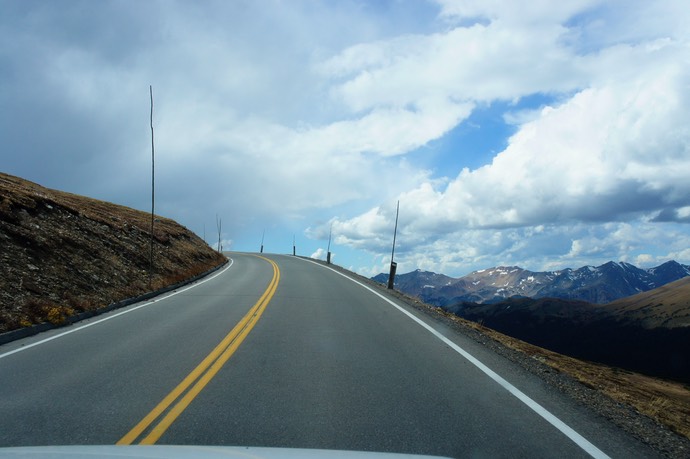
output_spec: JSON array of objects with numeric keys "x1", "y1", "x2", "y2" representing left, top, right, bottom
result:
[
  {"x1": 323, "y1": 20, "x2": 585, "y2": 112},
  {"x1": 434, "y1": 0, "x2": 599, "y2": 25},
  {"x1": 5, "y1": 0, "x2": 690, "y2": 277},
  {"x1": 310, "y1": 247, "x2": 335, "y2": 262},
  {"x1": 337, "y1": 41, "x2": 690, "y2": 227},
  {"x1": 310, "y1": 248, "x2": 326, "y2": 260},
  {"x1": 326, "y1": 1, "x2": 690, "y2": 274},
  {"x1": 359, "y1": 220, "x2": 690, "y2": 277},
  {"x1": 218, "y1": 239, "x2": 233, "y2": 253}
]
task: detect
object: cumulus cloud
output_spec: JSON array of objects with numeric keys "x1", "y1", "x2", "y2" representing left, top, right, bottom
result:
[
  {"x1": 434, "y1": 0, "x2": 599, "y2": 25},
  {"x1": 653, "y1": 207, "x2": 690, "y2": 224},
  {"x1": 321, "y1": 19, "x2": 586, "y2": 111},
  {"x1": 356, "y1": 220, "x2": 690, "y2": 276},
  {"x1": 310, "y1": 248, "x2": 334, "y2": 261},
  {"x1": 1, "y1": 2, "x2": 444, "y2": 236},
  {"x1": 4, "y1": 0, "x2": 690, "y2": 276},
  {"x1": 326, "y1": 0, "x2": 690, "y2": 274},
  {"x1": 310, "y1": 248, "x2": 325, "y2": 260}
]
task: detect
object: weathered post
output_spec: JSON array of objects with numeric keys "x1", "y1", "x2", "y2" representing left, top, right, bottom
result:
[
  {"x1": 387, "y1": 200, "x2": 400, "y2": 290},
  {"x1": 149, "y1": 85, "x2": 155, "y2": 284},
  {"x1": 387, "y1": 262, "x2": 397, "y2": 290}
]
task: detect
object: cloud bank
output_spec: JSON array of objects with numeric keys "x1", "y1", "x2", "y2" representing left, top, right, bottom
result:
[
  {"x1": 2, "y1": 0, "x2": 690, "y2": 276},
  {"x1": 322, "y1": 0, "x2": 690, "y2": 275}
]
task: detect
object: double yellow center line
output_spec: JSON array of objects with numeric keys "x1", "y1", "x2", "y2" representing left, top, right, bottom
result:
[{"x1": 117, "y1": 255, "x2": 280, "y2": 445}]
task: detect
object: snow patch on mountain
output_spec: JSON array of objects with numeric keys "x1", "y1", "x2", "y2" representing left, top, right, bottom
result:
[{"x1": 373, "y1": 261, "x2": 690, "y2": 306}]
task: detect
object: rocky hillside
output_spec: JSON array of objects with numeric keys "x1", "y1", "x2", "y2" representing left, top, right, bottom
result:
[
  {"x1": 0, "y1": 172, "x2": 226, "y2": 333},
  {"x1": 375, "y1": 261, "x2": 690, "y2": 305}
]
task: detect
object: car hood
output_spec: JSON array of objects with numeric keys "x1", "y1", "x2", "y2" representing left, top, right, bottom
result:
[{"x1": 0, "y1": 445, "x2": 451, "y2": 459}]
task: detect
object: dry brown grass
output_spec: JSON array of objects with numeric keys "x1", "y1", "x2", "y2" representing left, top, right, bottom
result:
[
  {"x1": 607, "y1": 277, "x2": 690, "y2": 328},
  {"x1": 443, "y1": 310, "x2": 690, "y2": 439}
]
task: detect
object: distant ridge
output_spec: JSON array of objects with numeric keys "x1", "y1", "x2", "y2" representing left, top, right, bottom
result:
[
  {"x1": 607, "y1": 276, "x2": 690, "y2": 329},
  {"x1": 373, "y1": 261, "x2": 690, "y2": 305}
]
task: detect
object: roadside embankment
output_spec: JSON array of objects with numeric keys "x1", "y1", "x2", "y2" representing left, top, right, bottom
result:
[{"x1": 0, "y1": 172, "x2": 226, "y2": 335}]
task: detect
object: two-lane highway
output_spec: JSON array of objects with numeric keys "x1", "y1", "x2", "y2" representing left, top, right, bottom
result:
[{"x1": 0, "y1": 253, "x2": 660, "y2": 457}]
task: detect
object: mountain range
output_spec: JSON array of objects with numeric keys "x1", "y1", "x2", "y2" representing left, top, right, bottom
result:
[
  {"x1": 373, "y1": 262, "x2": 690, "y2": 381},
  {"x1": 373, "y1": 261, "x2": 690, "y2": 305}
]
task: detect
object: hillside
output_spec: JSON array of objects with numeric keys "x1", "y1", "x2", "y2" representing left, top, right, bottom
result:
[
  {"x1": 607, "y1": 276, "x2": 690, "y2": 329},
  {"x1": 0, "y1": 172, "x2": 226, "y2": 333},
  {"x1": 454, "y1": 281, "x2": 690, "y2": 382},
  {"x1": 374, "y1": 261, "x2": 690, "y2": 305}
]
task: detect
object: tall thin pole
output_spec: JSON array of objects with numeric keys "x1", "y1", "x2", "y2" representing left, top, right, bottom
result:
[
  {"x1": 149, "y1": 85, "x2": 155, "y2": 283},
  {"x1": 387, "y1": 200, "x2": 399, "y2": 290},
  {"x1": 260, "y1": 229, "x2": 265, "y2": 253},
  {"x1": 216, "y1": 214, "x2": 222, "y2": 252},
  {"x1": 390, "y1": 200, "x2": 399, "y2": 263}
]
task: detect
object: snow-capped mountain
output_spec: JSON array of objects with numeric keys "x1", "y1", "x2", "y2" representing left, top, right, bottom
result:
[{"x1": 372, "y1": 261, "x2": 690, "y2": 305}]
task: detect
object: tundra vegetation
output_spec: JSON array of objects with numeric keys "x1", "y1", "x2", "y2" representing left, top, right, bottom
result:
[{"x1": 0, "y1": 172, "x2": 226, "y2": 333}]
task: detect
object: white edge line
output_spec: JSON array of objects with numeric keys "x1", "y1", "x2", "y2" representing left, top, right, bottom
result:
[
  {"x1": 297, "y1": 257, "x2": 610, "y2": 459},
  {"x1": 0, "y1": 259, "x2": 234, "y2": 360}
]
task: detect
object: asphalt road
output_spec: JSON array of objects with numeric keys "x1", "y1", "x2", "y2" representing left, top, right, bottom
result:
[{"x1": 0, "y1": 253, "x2": 662, "y2": 457}]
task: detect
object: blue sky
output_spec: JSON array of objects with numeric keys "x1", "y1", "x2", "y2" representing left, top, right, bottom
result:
[{"x1": 2, "y1": 0, "x2": 690, "y2": 278}]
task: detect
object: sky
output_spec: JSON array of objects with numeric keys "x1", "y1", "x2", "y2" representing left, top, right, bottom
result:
[{"x1": 2, "y1": 0, "x2": 690, "y2": 278}]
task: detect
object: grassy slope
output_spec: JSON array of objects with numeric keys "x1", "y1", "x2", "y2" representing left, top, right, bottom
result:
[
  {"x1": 0, "y1": 172, "x2": 226, "y2": 332},
  {"x1": 457, "y1": 315, "x2": 690, "y2": 440},
  {"x1": 606, "y1": 276, "x2": 690, "y2": 328}
]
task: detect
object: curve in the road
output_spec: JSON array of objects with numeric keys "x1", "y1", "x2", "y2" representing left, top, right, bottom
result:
[{"x1": 118, "y1": 255, "x2": 280, "y2": 445}]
